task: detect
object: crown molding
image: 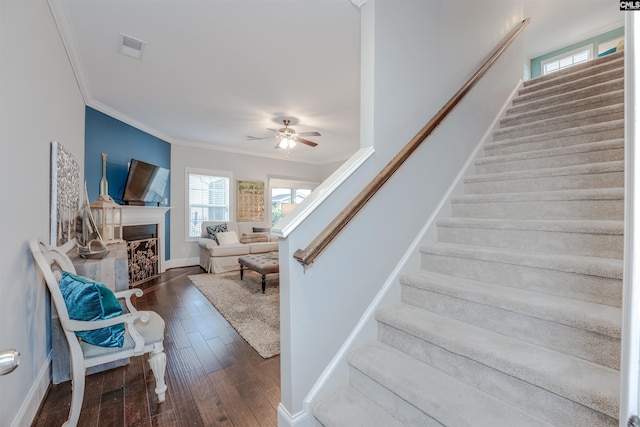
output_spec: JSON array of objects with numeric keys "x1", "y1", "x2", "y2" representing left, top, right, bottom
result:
[{"x1": 350, "y1": 0, "x2": 367, "y2": 8}]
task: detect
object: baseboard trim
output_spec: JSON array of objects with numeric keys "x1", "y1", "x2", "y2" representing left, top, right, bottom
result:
[
  {"x1": 11, "y1": 352, "x2": 51, "y2": 427},
  {"x1": 164, "y1": 257, "x2": 199, "y2": 270},
  {"x1": 278, "y1": 402, "x2": 312, "y2": 427}
]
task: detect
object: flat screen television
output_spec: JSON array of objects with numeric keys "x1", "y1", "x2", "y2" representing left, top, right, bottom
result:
[{"x1": 121, "y1": 159, "x2": 170, "y2": 205}]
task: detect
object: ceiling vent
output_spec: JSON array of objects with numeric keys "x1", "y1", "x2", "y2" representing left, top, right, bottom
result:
[{"x1": 120, "y1": 33, "x2": 145, "y2": 59}]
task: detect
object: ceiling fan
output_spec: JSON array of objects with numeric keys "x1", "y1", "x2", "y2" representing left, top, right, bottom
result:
[{"x1": 248, "y1": 119, "x2": 321, "y2": 152}]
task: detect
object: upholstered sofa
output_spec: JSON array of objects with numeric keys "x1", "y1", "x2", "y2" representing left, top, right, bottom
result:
[{"x1": 198, "y1": 221, "x2": 278, "y2": 273}]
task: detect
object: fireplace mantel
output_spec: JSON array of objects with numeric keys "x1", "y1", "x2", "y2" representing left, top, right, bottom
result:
[{"x1": 121, "y1": 206, "x2": 170, "y2": 273}]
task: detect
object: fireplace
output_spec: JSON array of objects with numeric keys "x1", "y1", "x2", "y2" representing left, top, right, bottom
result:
[
  {"x1": 123, "y1": 224, "x2": 158, "y2": 286},
  {"x1": 121, "y1": 206, "x2": 170, "y2": 286}
]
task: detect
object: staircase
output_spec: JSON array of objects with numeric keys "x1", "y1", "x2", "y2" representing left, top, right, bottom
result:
[{"x1": 313, "y1": 50, "x2": 624, "y2": 426}]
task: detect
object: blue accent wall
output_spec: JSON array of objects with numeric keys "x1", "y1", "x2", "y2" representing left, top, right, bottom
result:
[{"x1": 84, "y1": 106, "x2": 171, "y2": 259}]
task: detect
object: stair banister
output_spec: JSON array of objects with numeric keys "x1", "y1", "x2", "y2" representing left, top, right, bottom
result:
[{"x1": 293, "y1": 17, "x2": 531, "y2": 267}]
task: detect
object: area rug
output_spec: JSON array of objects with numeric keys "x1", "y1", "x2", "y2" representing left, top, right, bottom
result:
[{"x1": 188, "y1": 270, "x2": 279, "y2": 358}]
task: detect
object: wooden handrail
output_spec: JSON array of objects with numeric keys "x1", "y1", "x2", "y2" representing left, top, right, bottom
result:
[{"x1": 293, "y1": 18, "x2": 530, "y2": 267}]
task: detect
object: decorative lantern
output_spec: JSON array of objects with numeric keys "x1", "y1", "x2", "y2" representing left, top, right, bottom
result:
[{"x1": 90, "y1": 196, "x2": 123, "y2": 244}]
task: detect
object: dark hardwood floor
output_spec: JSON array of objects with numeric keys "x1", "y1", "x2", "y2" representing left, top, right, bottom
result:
[{"x1": 31, "y1": 266, "x2": 281, "y2": 427}]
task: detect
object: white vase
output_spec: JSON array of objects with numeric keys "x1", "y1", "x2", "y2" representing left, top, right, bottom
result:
[{"x1": 99, "y1": 152, "x2": 108, "y2": 198}]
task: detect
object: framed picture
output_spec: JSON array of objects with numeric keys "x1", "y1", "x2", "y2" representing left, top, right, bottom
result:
[
  {"x1": 50, "y1": 141, "x2": 81, "y2": 248},
  {"x1": 237, "y1": 180, "x2": 264, "y2": 222}
]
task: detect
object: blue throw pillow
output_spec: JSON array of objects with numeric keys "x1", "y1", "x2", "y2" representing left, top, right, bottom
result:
[{"x1": 59, "y1": 271, "x2": 125, "y2": 348}]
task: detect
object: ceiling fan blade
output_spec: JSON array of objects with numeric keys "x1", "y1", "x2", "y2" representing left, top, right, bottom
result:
[
  {"x1": 293, "y1": 136, "x2": 318, "y2": 147},
  {"x1": 296, "y1": 131, "x2": 321, "y2": 137},
  {"x1": 266, "y1": 128, "x2": 279, "y2": 132},
  {"x1": 248, "y1": 135, "x2": 275, "y2": 140}
]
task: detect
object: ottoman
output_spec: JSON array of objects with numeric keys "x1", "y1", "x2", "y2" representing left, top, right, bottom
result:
[{"x1": 238, "y1": 252, "x2": 279, "y2": 293}]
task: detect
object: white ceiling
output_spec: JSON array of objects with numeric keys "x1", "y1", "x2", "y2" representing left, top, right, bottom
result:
[
  {"x1": 50, "y1": 0, "x2": 623, "y2": 165},
  {"x1": 522, "y1": 1, "x2": 623, "y2": 60}
]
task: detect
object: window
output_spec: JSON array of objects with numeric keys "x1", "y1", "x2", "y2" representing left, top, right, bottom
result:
[
  {"x1": 270, "y1": 179, "x2": 317, "y2": 226},
  {"x1": 541, "y1": 46, "x2": 592, "y2": 76},
  {"x1": 187, "y1": 170, "x2": 231, "y2": 238}
]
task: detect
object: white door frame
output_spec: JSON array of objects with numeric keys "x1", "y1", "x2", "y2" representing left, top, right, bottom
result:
[{"x1": 621, "y1": 11, "x2": 640, "y2": 427}]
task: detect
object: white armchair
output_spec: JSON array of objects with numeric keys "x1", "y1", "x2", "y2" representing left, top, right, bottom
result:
[{"x1": 30, "y1": 238, "x2": 167, "y2": 427}]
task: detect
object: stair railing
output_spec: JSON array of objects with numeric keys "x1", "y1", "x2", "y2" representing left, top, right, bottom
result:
[{"x1": 293, "y1": 18, "x2": 530, "y2": 267}]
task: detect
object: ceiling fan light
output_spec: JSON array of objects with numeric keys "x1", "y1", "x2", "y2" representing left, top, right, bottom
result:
[{"x1": 278, "y1": 138, "x2": 290, "y2": 149}]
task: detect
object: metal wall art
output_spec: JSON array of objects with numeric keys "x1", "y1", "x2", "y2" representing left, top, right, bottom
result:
[{"x1": 50, "y1": 141, "x2": 81, "y2": 247}]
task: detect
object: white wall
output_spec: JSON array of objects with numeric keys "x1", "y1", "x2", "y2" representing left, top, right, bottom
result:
[
  {"x1": 278, "y1": 0, "x2": 525, "y2": 423},
  {"x1": 0, "y1": 1, "x2": 85, "y2": 426},
  {"x1": 168, "y1": 144, "x2": 328, "y2": 267}
]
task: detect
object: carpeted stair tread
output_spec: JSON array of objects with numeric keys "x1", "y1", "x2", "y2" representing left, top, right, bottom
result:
[
  {"x1": 375, "y1": 305, "x2": 620, "y2": 418},
  {"x1": 519, "y1": 65, "x2": 623, "y2": 96},
  {"x1": 522, "y1": 51, "x2": 623, "y2": 90},
  {"x1": 476, "y1": 138, "x2": 624, "y2": 170},
  {"x1": 518, "y1": 66, "x2": 623, "y2": 97},
  {"x1": 419, "y1": 242, "x2": 622, "y2": 279},
  {"x1": 437, "y1": 217, "x2": 623, "y2": 235},
  {"x1": 464, "y1": 160, "x2": 623, "y2": 184},
  {"x1": 420, "y1": 244, "x2": 622, "y2": 307},
  {"x1": 513, "y1": 77, "x2": 623, "y2": 110},
  {"x1": 436, "y1": 217, "x2": 623, "y2": 260},
  {"x1": 493, "y1": 103, "x2": 623, "y2": 141},
  {"x1": 451, "y1": 188, "x2": 623, "y2": 221},
  {"x1": 347, "y1": 343, "x2": 551, "y2": 426},
  {"x1": 452, "y1": 187, "x2": 624, "y2": 204},
  {"x1": 484, "y1": 119, "x2": 624, "y2": 155},
  {"x1": 313, "y1": 386, "x2": 404, "y2": 427},
  {"x1": 399, "y1": 270, "x2": 621, "y2": 369},
  {"x1": 400, "y1": 270, "x2": 621, "y2": 337},
  {"x1": 502, "y1": 90, "x2": 622, "y2": 127},
  {"x1": 509, "y1": 79, "x2": 624, "y2": 117},
  {"x1": 514, "y1": 67, "x2": 624, "y2": 104}
]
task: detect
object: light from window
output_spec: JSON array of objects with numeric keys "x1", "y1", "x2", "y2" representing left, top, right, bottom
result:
[
  {"x1": 542, "y1": 48, "x2": 591, "y2": 76},
  {"x1": 271, "y1": 187, "x2": 312, "y2": 225},
  {"x1": 187, "y1": 172, "x2": 229, "y2": 237}
]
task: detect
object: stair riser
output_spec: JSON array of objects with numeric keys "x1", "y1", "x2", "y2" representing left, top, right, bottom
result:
[
  {"x1": 464, "y1": 171, "x2": 623, "y2": 194},
  {"x1": 348, "y1": 367, "x2": 442, "y2": 427},
  {"x1": 484, "y1": 124, "x2": 624, "y2": 157},
  {"x1": 376, "y1": 324, "x2": 617, "y2": 426},
  {"x1": 493, "y1": 109, "x2": 623, "y2": 142},
  {"x1": 418, "y1": 252, "x2": 621, "y2": 306},
  {"x1": 502, "y1": 92, "x2": 623, "y2": 127},
  {"x1": 437, "y1": 225, "x2": 623, "y2": 259},
  {"x1": 451, "y1": 198, "x2": 623, "y2": 221},
  {"x1": 512, "y1": 78, "x2": 623, "y2": 107},
  {"x1": 400, "y1": 284, "x2": 620, "y2": 368},
  {"x1": 518, "y1": 64, "x2": 624, "y2": 96},
  {"x1": 476, "y1": 145, "x2": 624, "y2": 174}
]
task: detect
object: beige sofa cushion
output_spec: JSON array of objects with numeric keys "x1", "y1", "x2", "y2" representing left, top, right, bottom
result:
[
  {"x1": 217, "y1": 231, "x2": 240, "y2": 245},
  {"x1": 249, "y1": 241, "x2": 278, "y2": 254},
  {"x1": 207, "y1": 243, "x2": 250, "y2": 257}
]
